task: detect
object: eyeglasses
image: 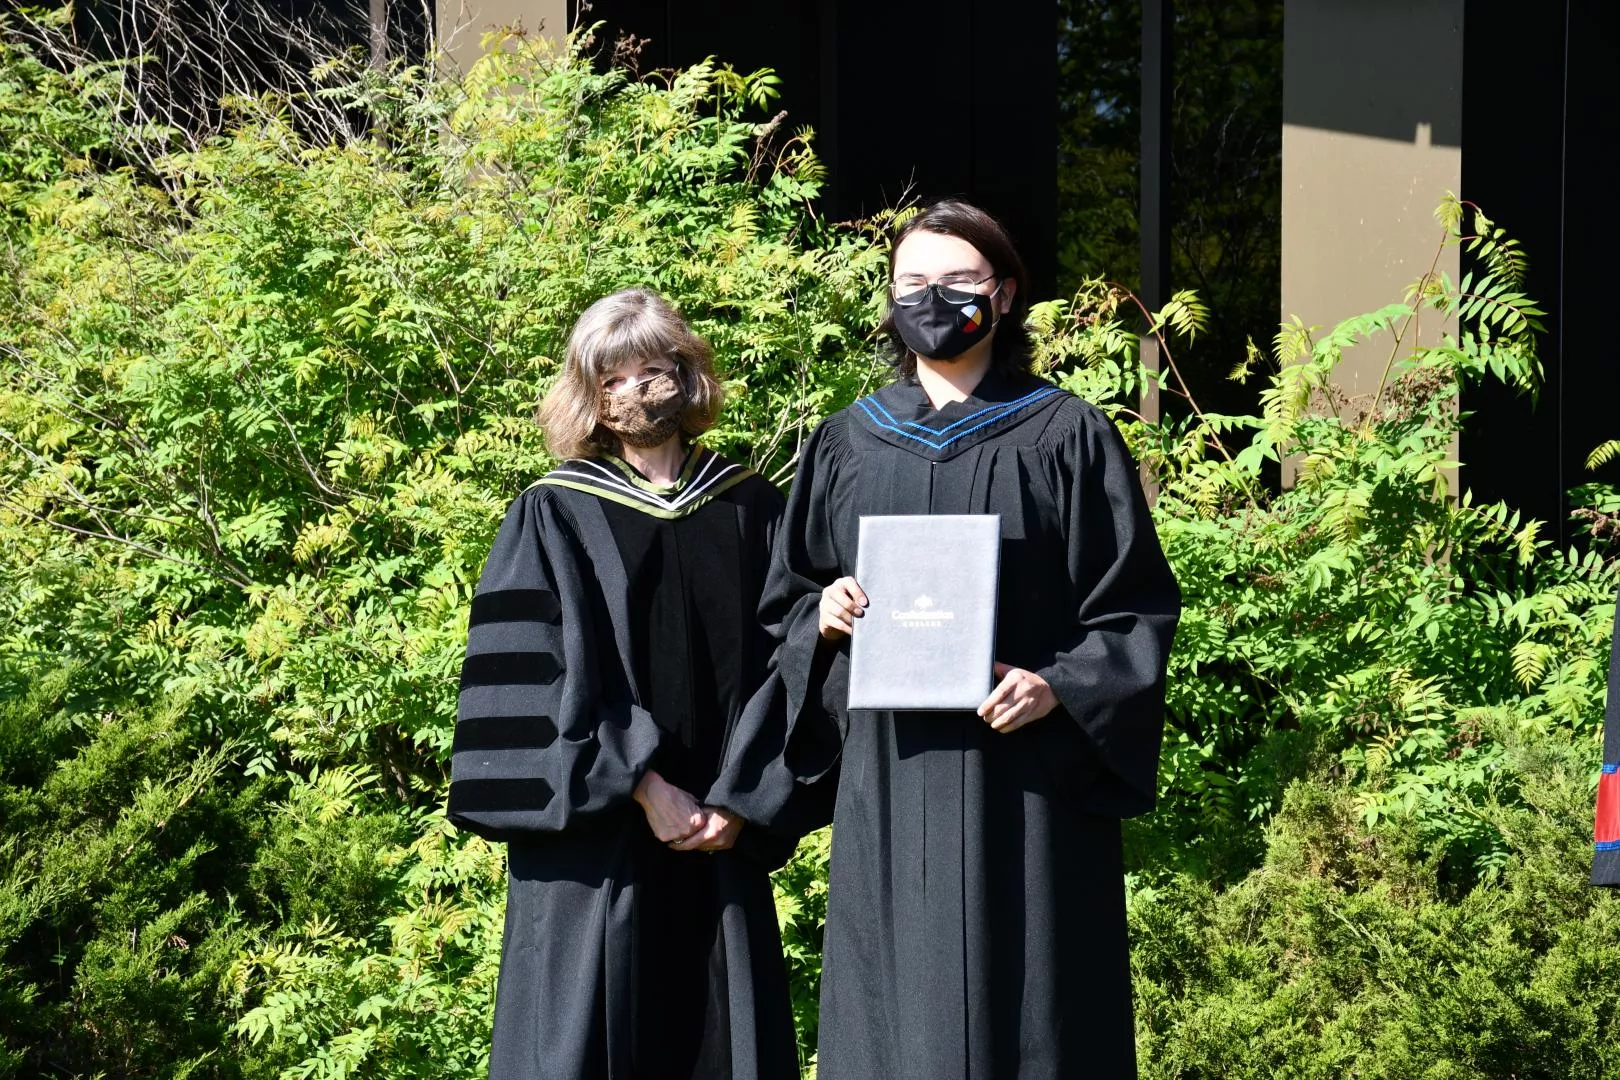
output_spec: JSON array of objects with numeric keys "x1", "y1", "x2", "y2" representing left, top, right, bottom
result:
[{"x1": 889, "y1": 273, "x2": 1000, "y2": 307}]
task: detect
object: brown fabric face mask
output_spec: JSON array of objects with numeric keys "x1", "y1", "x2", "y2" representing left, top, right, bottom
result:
[{"x1": 598, "y1": 369, "x2": 686, "y2": 449}]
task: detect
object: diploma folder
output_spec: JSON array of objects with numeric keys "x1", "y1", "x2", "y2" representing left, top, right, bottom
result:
[{"x1": 846, "y1": 514, "x2": 1001, "y2": 711}]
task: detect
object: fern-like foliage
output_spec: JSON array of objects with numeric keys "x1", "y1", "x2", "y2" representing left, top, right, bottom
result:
[
  {"x1": 3, "y1": 12, "x2": 1618, "y2": 1080},
  {"x1": 1587, "y1": 438, "x2": 1620, "y2": 471}
]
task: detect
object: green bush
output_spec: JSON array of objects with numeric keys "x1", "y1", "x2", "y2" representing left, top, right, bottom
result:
[
  {"x1": 3, "y1": 10, "x2": 1618, "y2": 1079},
  {"x1": 0, "y1": 673, "x2": 258, "y2": 1077},
  {"x1": 1031, "y1": 202, "x2": 1620, "y2": 1075},
  {"x1": 1132, "y1": 719, "x2": 1620, "y2": 1079}
]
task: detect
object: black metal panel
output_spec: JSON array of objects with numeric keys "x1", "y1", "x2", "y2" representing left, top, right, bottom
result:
[
  {"x1": 1461, "y1": 0, "x2": 1618, "y2": 541},
  {"x1": 1139, "y1": 0, "x2": 1171, "y2": 314},
  {"x1": 1459, "y1": 0, "x2": 1567, "y2": 530},
  {"x1": 1139, "y1": 0, "x2": 1171, "y2": 421},
  {"x1": 573, "y1": 0, "x2": 1059, "y2": 297},
  {"x1": 1559, "y1": 0, "x2": 1620, "y2": 539}
]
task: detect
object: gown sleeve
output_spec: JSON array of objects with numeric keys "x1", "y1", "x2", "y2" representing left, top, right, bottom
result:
[
  {"x1": 447, "y1": 488, "x2": 664, "y2": 842},
  {"x1": 706, "y1": 417, "x2": 848, "y2": 837},
  {"x1": 1590, "y1": 591, "x2": 1620, "y2": 885},
  {"x1": 1033, "y1": 402, "x2": 1182, "y2": 818}
]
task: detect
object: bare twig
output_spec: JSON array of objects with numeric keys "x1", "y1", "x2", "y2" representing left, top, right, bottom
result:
[
  {"x1": 0, "y1": 499, "x2": 254, "y2": 590},
  {"x1": 1366, "y1": 225, "x2": 1449, "y2": 427}
]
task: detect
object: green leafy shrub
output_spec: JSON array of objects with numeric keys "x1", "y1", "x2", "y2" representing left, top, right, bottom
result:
[
  {"x1": 1036, "y1": 200, "x2": 1615, "y2": 887},
  {"x1": 2, "y1": 15, "x2": 887, "y2": 1077},
  {"x1": 1029, "y1": 198, "x2": 1620, "y2": 1074}
]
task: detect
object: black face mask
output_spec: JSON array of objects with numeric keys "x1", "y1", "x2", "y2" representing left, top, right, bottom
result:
[{"x1": 890, "y1": 281, "x2": 1004, "y2": 361}]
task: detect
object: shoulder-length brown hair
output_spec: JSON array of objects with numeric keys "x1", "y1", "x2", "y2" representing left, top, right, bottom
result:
[
  {"x1": 878, "y1": 198, "x2": 1034, "y2": 380},
  {"x1": 535, "y1": 288, "x2": 725, "y2": 461}
]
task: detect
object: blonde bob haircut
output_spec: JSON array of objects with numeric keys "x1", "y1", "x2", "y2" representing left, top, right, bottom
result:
[{"x1": 535, "y1": 288, "x2": 726, "y2": 461}]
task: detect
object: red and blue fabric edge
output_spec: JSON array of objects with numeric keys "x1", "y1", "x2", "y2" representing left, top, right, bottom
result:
[{"x1": 1591, "y1": 592, "x2": 1620, "y2": 887}]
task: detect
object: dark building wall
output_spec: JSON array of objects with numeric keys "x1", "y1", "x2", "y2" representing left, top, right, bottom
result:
[
  {"x1": 1462, "y1": 0, "x2": 1619, "y2": 541},
  {"x1": 439, "y1": 2, "x2": 1609, "y2": 533},
  {"x1": 1562, "y1": 3, "x2": 1620, "y2": 531},
  {"x1": 1459, "y1": 0, "x2": 1566, "y2": 532},
  {"x1": 817, "y1": 0, "x2": 1059, "y2": 297},
  {"x1": 572, "y1": 0, "x2": 1059, "y2": 296}
]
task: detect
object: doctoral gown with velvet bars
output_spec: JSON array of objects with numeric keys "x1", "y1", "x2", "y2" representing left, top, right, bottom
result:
[
  {"x1": 708, "y1": 369, "x2": 1182, "y2": 1080},
  {"x1": 447, "y1": 447, "x2": 799, "y2": 1080}
]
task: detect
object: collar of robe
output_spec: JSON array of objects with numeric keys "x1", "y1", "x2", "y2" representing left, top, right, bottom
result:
[
  {"x1": 532, "y1": 444, "x2": 755, "y2": 519},
  {"x1": 852, "y1": 365, "x2": 1070, "y2": 461}
]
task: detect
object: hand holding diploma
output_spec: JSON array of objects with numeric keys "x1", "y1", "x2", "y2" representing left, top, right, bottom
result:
[
  {"x1": 819, "y1": 576, "x2": 868, "y2": 640},
  {"x1": 823, "y1": 559, "x2": 1053, "y2": 730},
  {"x1": 977, "y1": 662, "x2": 1057, "y2": 733}
]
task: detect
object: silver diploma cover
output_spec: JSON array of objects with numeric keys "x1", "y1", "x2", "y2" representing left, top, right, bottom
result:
[{"x1": 845, "y1": 514, "x2": 1001, "y2": 711}]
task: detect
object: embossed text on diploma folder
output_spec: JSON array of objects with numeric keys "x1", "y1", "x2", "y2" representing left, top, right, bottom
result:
[{"x1": 846, "y1": 514, "x2": 1001, "y2": 711}]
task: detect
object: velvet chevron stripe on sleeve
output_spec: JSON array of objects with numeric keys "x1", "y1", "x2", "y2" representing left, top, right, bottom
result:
[
  {"x1": 449, "y1": 579, "x2": 571, "y2": 834},
  {"x1": 447, "y1": 485, "x2": 667, "y2": 843}
]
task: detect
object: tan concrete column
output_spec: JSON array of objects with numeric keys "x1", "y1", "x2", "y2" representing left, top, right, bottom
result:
[
  {"x1": 436, "y1": 0, "x2": 568, "y2": 74},
  {"x1": 1281, "y1": 0, "x2": 1463, "y2": 447}
]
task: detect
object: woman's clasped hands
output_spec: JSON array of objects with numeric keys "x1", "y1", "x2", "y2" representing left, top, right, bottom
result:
[{"x1": 633, "y1": 769, "x2": 743, "y2": 852}]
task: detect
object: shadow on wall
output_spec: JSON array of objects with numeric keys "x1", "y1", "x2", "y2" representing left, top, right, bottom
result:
[{"x1": 1282, "y1": 0, "x2": 1462, "y2": 146}]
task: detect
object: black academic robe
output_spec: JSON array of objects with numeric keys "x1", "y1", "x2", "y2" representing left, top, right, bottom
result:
[
  {"x1": 710, "y1": 369, "x2": 1182, "y2": 1080},
  {"x1": 1590, "y1": 591, "x2": 1620, "y2": 885},
  {"x1": 447, "y1": 447, "x2": 799, "y2": 1080}
]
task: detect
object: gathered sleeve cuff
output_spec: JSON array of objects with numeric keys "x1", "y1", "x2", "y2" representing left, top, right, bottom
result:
[
  {"x1": 706, "y1": 417, "x2": 849, "y2": 840},
  {"x1": 1033, "y1": 402, "x2": 1181, "y2": 818}
]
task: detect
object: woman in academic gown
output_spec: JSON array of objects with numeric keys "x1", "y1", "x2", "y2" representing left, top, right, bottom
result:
[
  {"x1": 447, "y1": 288, "x2": 799, "y2": 1080},
  {"x1": 709, "y1": 200, "x2": 1182, "y2": 1079}
]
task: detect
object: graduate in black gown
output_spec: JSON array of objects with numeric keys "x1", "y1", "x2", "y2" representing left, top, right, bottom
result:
[
  {"x1": 709, "y1": 201, "x2": 1182, "y2": 1078},
  {"x1": 448, "y1": 288, "x2": 799, "y2": 1080}
]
